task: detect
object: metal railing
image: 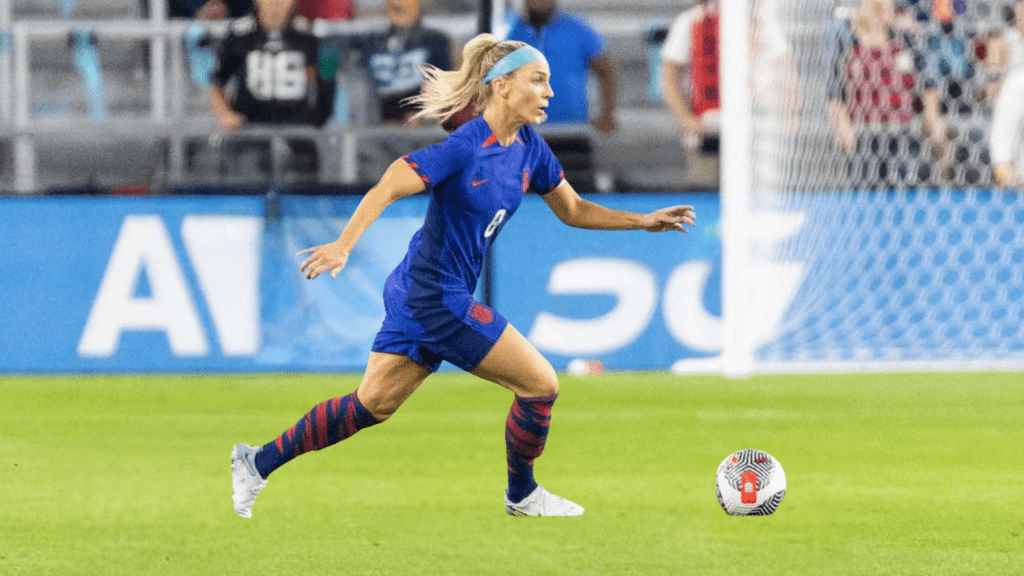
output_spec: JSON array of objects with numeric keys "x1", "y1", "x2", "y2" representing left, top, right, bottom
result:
[
  {"x1": 1, "y1": 0, "x2": 11, "y2": 125},
  {"x1": 13, "y1": 117, "x2": 593, "y2": 190}
]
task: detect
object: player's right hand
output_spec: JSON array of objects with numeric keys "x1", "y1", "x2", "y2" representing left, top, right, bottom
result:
[{"x1": 298, "y1": 241, "x2": 350, "y2": 280}]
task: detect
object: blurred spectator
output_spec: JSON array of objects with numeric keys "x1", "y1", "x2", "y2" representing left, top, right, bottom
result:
[
  {"x1": 352, "y1": 0, "x2": 452, "y2": 124},
  {"x1": 423, "y1": 0, "x2": 476, "y2": 12},
  {"x1": 825, "y1": 0, "x2": 927, "y2": 190},
  {"x1": 169, "y1": 0, "x2": 255, "y2": 92},
  {"x1": 163, "y1": 0, "x2": 254, "y2": 19},
  {"x1": 295, "y1": 0, "x2": 356, "y2": 128},
  {"x1": 140, "y1": 0, "x2": 253, "y2": 87},
  {"x1": 504, "y1": 0, "x2": 618, "y2": 132},
  {"x1": 990, "y1": 65, "x2": 1024, "y2": 185},
  {"x1": 920, "y1": 9, "x2": 993, "y2": 186},
  {"x1": 981, "y1": 1, "x2": 1024, "y2": 97},
  {"x1": 210, "y1": 0, "x2": 332, "y2": 129},
  {"x1": 208, "y1": 0, "x2": 335, "y2": 178},
  {"x1": 295, "y1": 0, "x2": 354, "y2": 23},
  {"x1": 660, "y1": 0, "x2": 719, "y2": 154},
  {"x1": 504, "y1": 0, "x2": 618, "y2": 192},
  {"x1": 749, "y1": 0, "x2": 803, "y2": 130},
  {"x1": 660, "y1": 0, "x2": 799, "y2": 188}
]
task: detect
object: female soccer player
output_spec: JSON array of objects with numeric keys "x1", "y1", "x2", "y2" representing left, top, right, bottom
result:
[{"x1": 231, "y1": 33, "x2": 696, "y2": 518}]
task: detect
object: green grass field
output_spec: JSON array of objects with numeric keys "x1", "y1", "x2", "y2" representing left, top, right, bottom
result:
[{"x1": 1, "y1": 371, "x2": 1021, "y2": 575}]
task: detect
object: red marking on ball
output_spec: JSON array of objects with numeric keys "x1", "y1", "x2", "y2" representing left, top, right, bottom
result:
[{"x1": 740, "y1": 470, "x2": 758, "y2": 504}]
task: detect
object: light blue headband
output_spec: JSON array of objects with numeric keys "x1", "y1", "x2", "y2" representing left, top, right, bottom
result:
[{"x1": 483, "y1": 46, "x2": 548, "y2": 83}]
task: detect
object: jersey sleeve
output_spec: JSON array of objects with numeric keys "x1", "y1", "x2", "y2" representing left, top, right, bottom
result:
[
  {"x1": 528, "y1": 133, "x2": 565, "y2": 194},
  {"x1": 661, "y1": 9, "x2": 696, "y2": 65},
  {"x1": 403, "y1": 135, "x2": 472, "y2": 189},
  {"x1": 211, "y1": 31, "x2": 243, "y2": 87}
]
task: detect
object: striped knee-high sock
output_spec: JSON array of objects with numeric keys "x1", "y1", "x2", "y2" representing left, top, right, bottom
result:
[
  {"x1": 254, "y1": 391, "x2": 380, "y2": 479},
  {"x1": 505, "y1": 394, "x2": 557, "y2": 503}
]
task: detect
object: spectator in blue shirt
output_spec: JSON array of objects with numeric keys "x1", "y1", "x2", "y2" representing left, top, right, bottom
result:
[
  {"x1": 505, "y1": 0, "x2": 618, "y2": 133},
  {"x1": 354, "y1": 0, "x2": 453, "y2": 124}
]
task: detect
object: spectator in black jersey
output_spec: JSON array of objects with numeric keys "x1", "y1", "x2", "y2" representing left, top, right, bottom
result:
[
  {"x1": 208, "y1": 0, "x2": 334, "y2": 179},
  {"x1": 209, "y1": 0, "x2": 332, "y2": 130},
  {"x1": 353, "y1": 0, "x2": 452, "y2": 124}
]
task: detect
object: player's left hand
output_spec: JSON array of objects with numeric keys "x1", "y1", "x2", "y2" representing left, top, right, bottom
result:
[
  {"x1": 642, "y1": 205, "x2": 696, "y2": 233},
  {"x1": 298, "y1": 241, "x2": 350, "y2": 280}
]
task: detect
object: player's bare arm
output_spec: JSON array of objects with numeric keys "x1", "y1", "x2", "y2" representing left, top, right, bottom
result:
[
  {"x1": 542, "y1": 180, "x2": 696, "y2": 232},
  {"x1": 299, "y1": 158, "x2": 426, "y2": 280}
]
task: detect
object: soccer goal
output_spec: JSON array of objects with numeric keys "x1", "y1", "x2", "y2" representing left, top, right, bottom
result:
[{"x1": 705, "y1": 0, "x2": 1024, "y2": 376}]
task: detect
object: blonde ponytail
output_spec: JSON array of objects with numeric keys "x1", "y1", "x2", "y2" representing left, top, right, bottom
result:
[{"x1": 406, "y1": 33, "x2": 528, "y2": 124}]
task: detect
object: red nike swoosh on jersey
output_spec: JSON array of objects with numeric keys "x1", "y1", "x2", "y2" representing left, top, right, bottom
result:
[{"x1": 471, "y1": 179, "x2": 489, "y2": 187}]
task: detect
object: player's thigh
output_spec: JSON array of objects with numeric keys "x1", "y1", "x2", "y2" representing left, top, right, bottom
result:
[
  {"x1": 357, "y1": 351, "x2": 432, "y2": 420},
  {"x1": 472, "y1": 324, "x2": 558, "y2": 398}
]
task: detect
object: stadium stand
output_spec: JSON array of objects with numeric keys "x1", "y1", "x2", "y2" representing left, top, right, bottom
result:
[{"x1": 0, "y1": 0, "x2": 702, "y2": 194}]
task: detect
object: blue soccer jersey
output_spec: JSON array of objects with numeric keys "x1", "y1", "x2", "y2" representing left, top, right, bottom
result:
[
  {"x1": 372, "y1": 116, "x2": 565, "y2": 372},
  {"x1": 399, "y1": 116, "x2": 564, "y2": 294}
]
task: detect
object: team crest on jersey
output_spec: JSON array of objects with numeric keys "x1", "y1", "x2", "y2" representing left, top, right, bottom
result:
[
  {"x1": 469, "y1": 302, "x2": 494, "y2": 324},
  {"x1": 522, "y1": 169, "x2": 530, "y2": 193}
]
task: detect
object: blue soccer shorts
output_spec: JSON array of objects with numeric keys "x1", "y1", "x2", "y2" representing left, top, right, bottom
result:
[{"x1": 372, "y1": 289, "x2": 509, "y2": 373}]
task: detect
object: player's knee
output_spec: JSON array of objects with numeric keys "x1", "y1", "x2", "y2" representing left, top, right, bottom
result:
[
  {"x1": 357, "y1": 387, "x2": 403, "y2": 422},
  {"x1": 519, "y1": 366, "x2": 559, "y2": 398},
  {"x1": 533, "y1": 376, "x2": 559, "y2": 398},
  {"x1": 360, "y1": 393, "x2": 397, "y2": 421}
]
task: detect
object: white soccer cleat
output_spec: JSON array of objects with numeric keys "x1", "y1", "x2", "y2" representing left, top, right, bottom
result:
[
  {"x1": 504, "y1": 485, "x2": 584, "y2": 517},
  {"x1": 231, "y1": 443, "x2": 268, "y2": 518}
]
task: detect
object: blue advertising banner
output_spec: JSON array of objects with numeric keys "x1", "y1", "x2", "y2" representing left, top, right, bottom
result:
[
  {"x1": 0, "y1": 192, "x2": 720, "y2": 373},
  {"x1": 490, "y1": 193, "x2": 722, "y2": 370},
  {"x1": 0, "y1": 196, "x2": 266, "y2": 372},
  {"x1": 258, "y1": 194, "x2": 429, "y2": 370},
  {"x1": 0, "y1": 194, "x2": 432, "y2": 373}
]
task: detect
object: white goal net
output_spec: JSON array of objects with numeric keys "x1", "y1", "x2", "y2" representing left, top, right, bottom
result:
[{"x1": 717, "y1": 0, "x2": 1024, "y2": 374}]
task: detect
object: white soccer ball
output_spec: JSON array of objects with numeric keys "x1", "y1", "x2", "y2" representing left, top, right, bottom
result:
[{"x1": 715, "y1": 449, "x2": 786, "y2": 516}]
